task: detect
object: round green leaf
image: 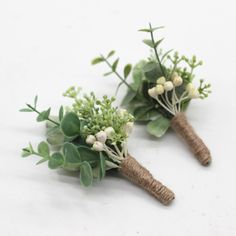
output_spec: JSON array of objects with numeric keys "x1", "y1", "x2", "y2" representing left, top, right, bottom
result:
[
  {"x1": 80, "y1": 162, "x2": 93, "y2": 187},
  {"x1": 63, "y1": 143, "x2": 81, "y2": 164},
  {"x1": 38, "y1": 141, "x2": 50, "y2": 156},
  {"x1": 147, "y1": 115, "x2": 170, "y2": 138},
  {"x1": 60, "y1": 112, "x2": 80, "y2": 137},
  {"x1": 48, "y1": 152, "x2": 64, "y2": 169},
  {"x1": 78, "y1": 146, "x2": 99, "y2": 163}
]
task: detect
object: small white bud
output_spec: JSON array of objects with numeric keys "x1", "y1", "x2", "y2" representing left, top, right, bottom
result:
[
  {"x1": 124, "y1": 122, "x2": 134, "y2": 136},
  {"x1": 188, "y1": 89, "x2": 200, "y2": 99},
  {"x1": 86, "y1": 135, "x2": 96, "y2": 145},
  {"x1": 148, "y1": 87, "x2": 158, "y2": 98},
  {"x1": 104, "y1": 127, "x2": 115, "y2": 138},
  {"x1": 172, "y1": 75, "x2": 183, "y2": 86},
  {"x1": 95, "y1": 131, "x2": 107, "y2": 143},
  {"x1": 186, "y1": 83, "x2": 195, "y2": 93},
  {"x1": 156, "y1": 76, "x2": 166, "y2": 85},
  {"x1": 92, "y1": 141, "x2": 104, "y2": 152},
  {"x1": 164, "y1": 81, "x2": 174, "y2": 91},
  {"x1": 155, "y1": 84, "x2": 164, "y2": 95}
]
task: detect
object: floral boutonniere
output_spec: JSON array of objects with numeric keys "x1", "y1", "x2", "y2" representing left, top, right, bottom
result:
[
  {"x1": 92, "y1": 24, "x2": 212, "y2": 166},
  {"x1": 20, "y1": 88, "x2": 174, "y2": 205}
]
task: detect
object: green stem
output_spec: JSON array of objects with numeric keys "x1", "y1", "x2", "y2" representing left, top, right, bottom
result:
[
  {"x1": 101, "y1": 55, "x2": 136, "y2": 93},
  {"x1": 27, "y1": 104, "x2": 60, "y2": 126},
  {"x1": 149, "y1": 23, "x2": 166, "y2": 77}
]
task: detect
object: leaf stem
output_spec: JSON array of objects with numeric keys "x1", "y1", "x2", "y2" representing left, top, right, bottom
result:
[
  {"x1": 27, "y1": 104, "x2": 60, "y2": 126},
  {"x1": 149, "y1": 23, "x2": 166, "y2": 77},
  {"x1": 101, "y1": 55, "x2": 136, "y2": 93}
]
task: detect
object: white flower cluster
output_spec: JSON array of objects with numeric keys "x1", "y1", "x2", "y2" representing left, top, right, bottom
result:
[
  {"x1": 86, "y1": 127, "x2": 115, "y2": 151},
  {"x1": 148, "y1": 73, "x2": 183, "y2": 98},
  {"x1": 147, "y1": 73, "x2": 200, "y2": 115},
  {"x1": 85, "y1": 118, "x2": 133, "y2": 154}
]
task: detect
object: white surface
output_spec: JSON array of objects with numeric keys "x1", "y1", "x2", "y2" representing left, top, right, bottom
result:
[{"x1": 0, "y1": 0, "x2": 236, "y2": 235}]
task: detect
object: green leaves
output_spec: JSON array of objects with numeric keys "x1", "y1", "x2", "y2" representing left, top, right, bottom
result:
[
  {"x1": 80, "y1": 161, "x2": 93, "y2": 187},
  {"x1": 37, "y1": 108, "x2": 51, "y2": 122},
  {"x1": 48, "y1": 152, "x2": 64, "y2": 169},
  {"x1": 91, "y1": 57, "x2": 104, "y2": 65},
  {"x1": 107, "y1": 50, "x2": 115, "y2": 58},
  {"x1": 60, "y1": 112, "x2": 80, "y2": 137},
  {"x1": 59, "y1": 106, "x2": 64, "y2": 121},
  {"x1": 63, "y1": 143, "x2": 81, "y2": 164},
  {"x1": 121, "y1": 89, "x2": 137, "y2": 106},
  {"x1": 147, "y1": 115, "x2": 170, "y2": 137},
  {"x1": 46, "y1": 126, "x2": 65, "y2": 146},
  {"x1": 38, "y1": 141, "x2": 50, "y2": 156},
  {"x1": 142, "y1": 38, "x2": 164, "y2": 49},
  {"x1": 143, "y1": 62, "x2": 164, "y2": 82},
  {"x1": 143, "y1": 39, "x2": 155, "y2": 48},
  {"x1": 112, "y1": 58, "x2": 119, "y2": 71},
  {"x1": 124, "y1": 64, "x2": 132, "y2": 79},
  {"x1": 139, "y1": 26, "x2": 164, "y2": 33}
]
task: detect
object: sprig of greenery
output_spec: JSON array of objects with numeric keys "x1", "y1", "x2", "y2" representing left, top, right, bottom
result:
[
  {"x1": 21, "y1": 91, "x2": 133, "y2": 187},
  {"x1": 91, "y1": 51, "x2": 135, "y2": 94},
  {"x1": 20, "y1": 95, "x2": 60, "y2": 126},
  {"x1": 92, "y1": 24, "x2": 212, "y2": 138}
]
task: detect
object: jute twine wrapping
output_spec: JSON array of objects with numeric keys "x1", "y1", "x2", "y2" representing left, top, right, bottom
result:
[
  {"x1": 171, "y1": 112, "x2": 211, "y2": 166},
  {"x1": 120, "y1": 155, "x2": 175, "y2": 205}
]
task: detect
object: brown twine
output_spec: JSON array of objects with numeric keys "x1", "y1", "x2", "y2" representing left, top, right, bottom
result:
[
  {"x1": 120, "y1": 155, "x2": 175, "y2": 205},
  {"x1": 171, "y1": 112, "x2": 211, "y2": 166}
]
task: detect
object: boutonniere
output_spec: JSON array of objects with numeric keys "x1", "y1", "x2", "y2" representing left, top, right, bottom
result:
[
  {"x1": 20, "y1": 88, "x2": 174, "y2": 205},
  {"x1": 92, "y1": 24, "x2": 212, "y2": 166}
]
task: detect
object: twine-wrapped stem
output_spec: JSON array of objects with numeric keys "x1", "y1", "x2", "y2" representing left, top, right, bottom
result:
[
  {"x1": 120, "y1": 155, "x2": 175, "y2": 205},
  {"x1": 171, "y1": 112, "x2": 211, "y2": 166}
]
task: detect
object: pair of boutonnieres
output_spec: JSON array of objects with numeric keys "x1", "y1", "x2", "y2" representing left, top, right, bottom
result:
[{"x1": 21, "y1": 24, "x2": 211, "y2": 205}]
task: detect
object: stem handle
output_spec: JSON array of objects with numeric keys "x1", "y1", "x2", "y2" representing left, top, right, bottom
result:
[
  {"x1": 120, "y1": 155, "x2": 175, "y2": 205},
  {"x1": 171, "y1": 112, "x2": 211, "y2": 166}
]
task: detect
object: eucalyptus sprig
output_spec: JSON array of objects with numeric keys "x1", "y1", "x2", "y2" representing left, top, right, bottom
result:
[
  {"x1": 92, "y1": 24, "x2": 212, "y2": 165},
  {"x1": 20, "y1": 89, "x2": 174, "y2": 204}
]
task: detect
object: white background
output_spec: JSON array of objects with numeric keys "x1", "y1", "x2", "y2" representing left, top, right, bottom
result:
[{"x1": 0, "y1": 0, "x2": 236, "y2": 235}]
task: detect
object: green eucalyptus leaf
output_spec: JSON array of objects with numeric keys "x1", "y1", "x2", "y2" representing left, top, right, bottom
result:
[
  {"x1": 80, "y1": 162, "x2": 93, "y2": 187},
  {"x1": 103, "y1": 71, "x2": 113, "y2": 76},
  {"x1": 132, "y1": 60, "x2": 146, "y2": 90},
  {"x1": 63, "y1": 143, "x2": 81, "y2": 164},
  {"x1": 121, "y1": 89, "x2": 137, "y2": 106},
  {"x1": 124, "y1": 64, "x2": 132, "y2": 79},
  {"x1": 47, "y1": 126, "x2": 65, "y2": 146},
  {"x1": 34, "y1": 95, "x2": 38, "y2": 108},
  {"x1": 60, "y1": 112, "x2": 80, "y2": 137},
  {"x1": 107, "y1": 50, "x2": 115, "y2": 58},
  {"x1": 112, "y1": 58, "x2": 119, "y2": 71},
  {"x1": 37, "y1": 141, "x2": 50, "y2": 157},
  {"x1": 59, "y1": 106, "x2": 64, "y2": 121},
  {"x1": 37, "y1": 108, "x2": 51, "y2": 122},
  {"x1": 143, "y1": 39, "x2": 155, "y2": 48},
  {"x1": 155, "y1": 38, "x2": 164, "y2": 47},
  {"x1": 78, "y1": 146, "x2": 99, "y2": 163},
  {"x1": 19, "y1": 108, "x2": 33, "y2": 112},
  {"x1": 147, "y1": 115, "x2": 170, "y2": 138},
  {"x1": 99, "y1": 152, "x2": 106, "y2": 180},
  {"x1": 91, "y1": 57, "x2": 104, "y2": 65},
  {"x1": 143, "y1": 62, "x2": 163, "y2": 82},
  {"x1": 36, "y1": 158, "x2": 48, "y2": 165},
  {"x1": 48, "y1": 152, "x2": 64, "y2": 169},
  {"x1": 133, "y1": 106, "x2": 161, "y2": 121},
  {"x1": 21, "y1": 148, "x2": 31, "y2": 157},
  {"x1": 138, "y1": 28, "x2": 151, "y2": 32}
]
